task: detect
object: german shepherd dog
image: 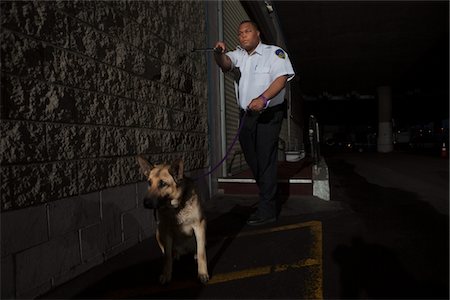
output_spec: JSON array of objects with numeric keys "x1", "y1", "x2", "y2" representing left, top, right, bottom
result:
[{"x1": 137, "y1": 156, "x2": 209, "y2": 284}]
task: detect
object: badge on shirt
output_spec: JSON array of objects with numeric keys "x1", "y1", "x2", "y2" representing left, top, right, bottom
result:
[{"x1": 275, "y1": 49, "x2": 285, "y2": 59}]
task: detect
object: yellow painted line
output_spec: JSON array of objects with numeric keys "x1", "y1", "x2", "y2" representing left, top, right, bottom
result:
[
  {"x1": 309, "y1": 221, "x2": 323, "y2": 299},
  {"x1": 232, "y1": 220, "x2": 323, "y2": 299},
  {"x1": 208, "y1": 258, "x2": 321, "y2": 285},
  {"x1": 209, "y1": 220, "x2": 323, "y2": 299},
  {"x1": 273, "y1": 257, "x2": 320, "y2": 272},
  {"x1": 236, "y1": 220, "x2": 322, "y2": 238},
  {"x1": 108, "y1": 221, "x2": 323, "y2": 298},
  {"x1": 108, "y1": 258, "x2": 321, "y2": 298},
  {"x1": 208, "y1": 266, "x2": 272, "y2": 284}
]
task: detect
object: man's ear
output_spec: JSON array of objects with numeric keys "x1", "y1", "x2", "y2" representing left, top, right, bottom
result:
[
  {"x1": 137, "y1": 155, "x2": 153, "y2": 178},
  {"x1": 170, "y1": 158, "x2": 184, "y2": 182}
]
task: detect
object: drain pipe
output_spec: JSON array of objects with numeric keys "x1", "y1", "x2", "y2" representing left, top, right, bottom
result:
[
  {"x1": 287, "y1": 87, "x2": 292, "y2": 151},
  {"x1": 270, "y1": 6, "x2": 293, "y2": 151},
  {"x1": 204, "y1": 0, "x2": 213, "y2": 197},
  {"x1": 218, "y1": 0, "x2": 227, "y2": 177}
]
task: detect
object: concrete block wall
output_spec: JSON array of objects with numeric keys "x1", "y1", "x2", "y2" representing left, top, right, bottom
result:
[{"x1": 0, "y1": 1, "x2": 208, "y2": 298}]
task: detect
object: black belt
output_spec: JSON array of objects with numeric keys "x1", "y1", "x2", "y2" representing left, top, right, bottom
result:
[{"x1": 240, "y1": 102, "x2": 285, "y2": 117}]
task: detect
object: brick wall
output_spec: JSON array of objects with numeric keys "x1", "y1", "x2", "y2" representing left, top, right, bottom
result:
[{"x1": 0, "y1": 1, "x2": 209, "y2": 298}]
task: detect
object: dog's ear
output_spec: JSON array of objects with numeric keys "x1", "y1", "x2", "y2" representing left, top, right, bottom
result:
[
  {"x1": 170, "y1": 158, "x2": 184, "y2": 182},
  {"x1": 137, "y1": 155, "x2": 153, "y2": 178}
]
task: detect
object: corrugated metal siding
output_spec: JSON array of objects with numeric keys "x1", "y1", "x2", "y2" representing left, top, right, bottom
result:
[{"x1": 223, "y1": 0, "x2": 249, "y2": 175}]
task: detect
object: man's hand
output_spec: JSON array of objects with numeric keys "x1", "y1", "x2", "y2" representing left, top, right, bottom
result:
[
  {"x1": 214, "y1": 41, "x2": 232, "y2": 72},
  {"x1": 247, "y1": 97, "x2": 266, "y2": 112},
  {"x1": 214, "y1": 42, "x2": 226, "y2": 54},
  {"x1": 247, "y1": 76, "x2": 288, "y2": 112}
]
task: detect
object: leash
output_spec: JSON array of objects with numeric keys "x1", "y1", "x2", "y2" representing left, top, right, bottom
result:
[
  {"x1": 152, "y1": 112, "x2": 247, "y2": 221},
  {"x1": 193, "y1": 111, "x2": 247, "y2": 181}
]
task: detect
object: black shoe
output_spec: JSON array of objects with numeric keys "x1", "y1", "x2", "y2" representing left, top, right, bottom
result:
[{"x1": 246, "y1": 213, "x2": 276, "y2": 226}]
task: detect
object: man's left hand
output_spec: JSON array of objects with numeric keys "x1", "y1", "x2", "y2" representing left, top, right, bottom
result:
[{"x1": 247, "y1": 97, "x2": 266, "y2": 112}]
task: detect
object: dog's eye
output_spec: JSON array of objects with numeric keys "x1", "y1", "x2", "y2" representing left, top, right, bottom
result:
[
  {"x1": 147, "y1": 180, "x2": 152, "y2": 187},
  {"x1": 158, "y1": 180, "x2": 167, "y2": 188}
]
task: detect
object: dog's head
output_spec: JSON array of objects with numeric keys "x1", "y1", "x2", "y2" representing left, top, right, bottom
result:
[{"x1": 137, "y1": 156, "x2": 184, "y2": 209}]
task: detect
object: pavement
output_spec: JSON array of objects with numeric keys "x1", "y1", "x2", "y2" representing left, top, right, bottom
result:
[{"x1": 40, "y1": 151, "x2": 449, "y2": 299}]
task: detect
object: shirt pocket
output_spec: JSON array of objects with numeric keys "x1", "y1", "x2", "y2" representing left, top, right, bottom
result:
[{"x1": 254, "y1": 66, "x2": 271, "y2": 86}]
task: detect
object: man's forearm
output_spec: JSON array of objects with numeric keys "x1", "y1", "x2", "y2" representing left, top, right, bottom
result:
[
  {"x1": 247, "y1": 75, "x2": 289, "y2": 111},
  {"x1": 214, "y1": 53, "x2": 232, "y2": 72},
  {"x1": 261, "y1": 75, "x2": 289, "y2": 99}
]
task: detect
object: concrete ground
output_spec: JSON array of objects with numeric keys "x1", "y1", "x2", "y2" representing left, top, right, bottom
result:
[{"x1": 41, "y1": 152, "x2": 449, "y2": 299}]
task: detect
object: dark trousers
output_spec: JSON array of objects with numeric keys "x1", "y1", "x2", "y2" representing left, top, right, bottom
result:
[{"x1": 239, "y1": 104, "x2": 284, "y2": 218}]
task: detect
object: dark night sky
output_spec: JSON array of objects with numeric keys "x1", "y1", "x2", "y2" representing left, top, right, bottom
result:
[{"x1": 273, "y1": 1, "x2": 449, "y2": 127}]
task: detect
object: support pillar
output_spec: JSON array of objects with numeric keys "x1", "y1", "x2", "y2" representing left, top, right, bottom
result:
[{"x1": 377, "y1": 86, "x2": 393, "y2": 153}]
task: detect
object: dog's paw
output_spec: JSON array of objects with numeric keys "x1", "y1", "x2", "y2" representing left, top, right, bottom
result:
[
  {"x1": 198, "y1": 273, "x2": 209, "y2": 284},
  {"x1": 159, "y1": 273, "x2": 172, "y2": 285}
]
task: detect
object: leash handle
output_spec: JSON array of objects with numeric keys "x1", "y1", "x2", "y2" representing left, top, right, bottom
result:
[
  {"x1": 193, "y1": 111, "x2": 247, "y2": 181},
  {"x1": 191, "y1": 47, "x2": 222, "y2": 53}
]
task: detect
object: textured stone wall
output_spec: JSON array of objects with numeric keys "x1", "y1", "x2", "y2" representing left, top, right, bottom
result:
[
  {"x1": 0, "y1": 1, "x2": 208, "y2": 298},
  {"x1": 1, "y1": 0, "x2": 208, "y2": 210}
]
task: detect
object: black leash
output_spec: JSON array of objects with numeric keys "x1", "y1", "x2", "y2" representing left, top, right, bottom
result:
[{"x1": 193, "y1": 111, "x2": 247, "y2": 181}]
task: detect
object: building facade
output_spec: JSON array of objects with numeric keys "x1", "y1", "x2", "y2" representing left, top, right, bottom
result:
[{"x1": 0, "y1": 1, "x2": 302, "y2": 298}]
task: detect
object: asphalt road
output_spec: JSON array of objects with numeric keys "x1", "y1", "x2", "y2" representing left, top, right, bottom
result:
[
  {"x1": 324, "y1": 152, "x2": 448, "y2": 299},
  {"x1": 41, "y1": 152, "x2": 449, "y2": 299}
]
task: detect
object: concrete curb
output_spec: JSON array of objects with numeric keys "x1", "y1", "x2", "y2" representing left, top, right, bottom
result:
[{"x1": 312, "y1": 156, "x2": 330, "y2": 201}]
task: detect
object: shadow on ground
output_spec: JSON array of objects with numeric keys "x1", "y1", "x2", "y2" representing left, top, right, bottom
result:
[
  {"x1": 74, "y1": 204, "x2": 256, "y2": 299},
  {"x1": 328, "y1": 157, "x2": 449, "y2": 299}
]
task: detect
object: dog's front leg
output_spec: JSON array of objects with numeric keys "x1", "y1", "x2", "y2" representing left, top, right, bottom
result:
[
  {"x1": 160, "y1": 235, "x2": 173, "y2": 284},
  {"x1": 193, "y1": 219, "x2": 209, "y2": 284}
]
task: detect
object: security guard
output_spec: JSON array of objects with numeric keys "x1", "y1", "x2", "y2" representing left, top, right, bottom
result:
[{"x1": 214, "y1": 20, "x2": 295, "y2": 226}]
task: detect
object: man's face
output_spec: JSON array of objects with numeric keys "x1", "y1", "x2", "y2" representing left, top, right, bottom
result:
[{"x1": 238, "y1": 22, "x2": 260, "y2": 52}]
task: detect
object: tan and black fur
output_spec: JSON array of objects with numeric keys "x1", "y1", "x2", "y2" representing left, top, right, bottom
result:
[{"x1": 137, "y1": 156, "x2": 209, "y2": 284}]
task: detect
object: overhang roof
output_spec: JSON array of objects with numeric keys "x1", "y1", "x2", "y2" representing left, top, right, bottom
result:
[{"x1": 269, "y1": 1, "x2": 449, "y2": 100}]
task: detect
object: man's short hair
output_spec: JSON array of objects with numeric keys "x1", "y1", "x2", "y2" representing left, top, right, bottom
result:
[{"x1": 239, "y1": 20, "x2": 259, "y2": 31}]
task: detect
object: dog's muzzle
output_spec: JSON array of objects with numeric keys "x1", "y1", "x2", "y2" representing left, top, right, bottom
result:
[
  {"x1": 143, "y1": 193, "x2": 173, "y2": 209},
  {"x1": 143, "y1": 196, "x2": 161, "y2": 209}
]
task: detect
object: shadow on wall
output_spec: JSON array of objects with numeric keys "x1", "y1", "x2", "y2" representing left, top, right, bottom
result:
[{"x1": 9, "y1": 184, "x2": 155, "y2": 299}]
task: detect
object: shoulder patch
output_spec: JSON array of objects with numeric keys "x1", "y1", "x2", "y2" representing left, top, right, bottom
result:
[{"x1": 275, "y1": 49, "x2": 285, "y2": 59}]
